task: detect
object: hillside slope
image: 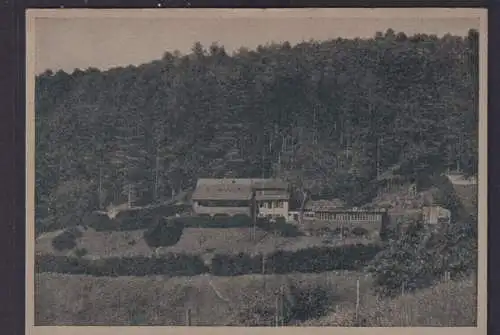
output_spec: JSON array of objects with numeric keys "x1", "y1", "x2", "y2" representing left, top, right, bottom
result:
[{"x1": 35, "y1": 31, "x2": 479, "y2": 234}]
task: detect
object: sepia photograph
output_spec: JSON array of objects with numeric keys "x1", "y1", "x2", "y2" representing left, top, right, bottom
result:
[{"x1": 27, "y1": 8, "x2": 486, "y2": 331}]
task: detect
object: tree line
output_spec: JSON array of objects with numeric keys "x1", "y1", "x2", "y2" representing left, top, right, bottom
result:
[{"x1": 35, "y1": 29, "x2": 479, "y2": 233}]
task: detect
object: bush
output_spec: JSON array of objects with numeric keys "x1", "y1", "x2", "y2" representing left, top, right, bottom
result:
[
  {"x1": 367, "y1": 221, "x2": 438, "y2": 297},
  {"x1": 368, "y1": 214, "x2": 478, "y2": 298},
  {"x1": 351, "y1": 227, "x2": 369, "y2": 236},
  {"x1": 273, "y1": 219, "x2": 303, "y2": 237},
  {"x1": 51, "y1": 228, "x2": 82, "y2": 251},
  {"x1": 74, "y1": 248, "x2": 88, "y2": 258},
  {"x1": 143, "y1": 219, "x2": 184, "y2": 248}
]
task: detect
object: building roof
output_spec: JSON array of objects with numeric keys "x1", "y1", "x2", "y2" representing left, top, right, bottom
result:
[
  {"x1": 196, "y1": 178, "x2": 288, "y2": 190},
  {"x1": 192, "y1": 178, "x2": 288, "y2": 201},
  {"x1": 191, "y1": 184, "x2": 253, "y2": 201},
  {"x1": 255, "y1": 190, "x2": 290, "y2": 201},
  {"x1": 305, "y1": 199, "x2": 346, "y2": 211}
]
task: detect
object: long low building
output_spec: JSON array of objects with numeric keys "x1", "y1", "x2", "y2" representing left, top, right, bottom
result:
[{"x1": 191, "y1": 178, "x2": 290, "y2": 219}]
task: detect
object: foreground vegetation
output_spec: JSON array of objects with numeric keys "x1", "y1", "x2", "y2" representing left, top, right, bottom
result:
[
  {"x1": 302, "y1": 275, "x2": 477, "y2": 327},
  {"x1": 35, "y1": 271, "x2": 476, "y2": 326}
]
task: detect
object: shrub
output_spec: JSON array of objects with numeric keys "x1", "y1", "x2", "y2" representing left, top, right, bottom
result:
[
  {"x1": 74, "y1": 248, "x2": 88, "y2": 258},
  {"x1": 351, "y1": 227, "x2": 369, "y2": 236},
  {"x1": 51, "y1": 228, "x2": 82, "y2": 251},
  {"x1": 273, "y1": 219, "x2": 303, "y2": 237},
  {"x1": 289, "y1": 283, "x2": 336, "y2": 322},
  {"x1": 143, "y1": 219, "x2": 184, "y2": 248},
  {"x1": 367, "y1": 221, "x2": 438, "y2": 297}
]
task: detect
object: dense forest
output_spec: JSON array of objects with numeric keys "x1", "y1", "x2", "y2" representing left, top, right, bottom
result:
[{"x1": 35, "y1": 29, "x2": 479, "y2": 233}]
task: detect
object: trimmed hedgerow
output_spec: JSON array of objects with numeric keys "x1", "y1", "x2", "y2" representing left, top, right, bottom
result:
[
  {"x1": 210, "y1": 243, "x2": 382, "y2": 276},
  {"x1": 172, "y1": 214, "x2": 253, "y2": 228},
  {"x1": 35, "y1": 253, "x2": 208, "y2": 277}
]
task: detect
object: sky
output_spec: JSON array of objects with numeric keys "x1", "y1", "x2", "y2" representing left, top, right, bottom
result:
[{"x1": 33, "y1": 10, "x2": 480, "y2": 74}]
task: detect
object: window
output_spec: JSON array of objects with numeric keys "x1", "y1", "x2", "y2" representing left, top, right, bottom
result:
[{"x1": 278, "y1": 201, "x2": 284, "y2": 208}]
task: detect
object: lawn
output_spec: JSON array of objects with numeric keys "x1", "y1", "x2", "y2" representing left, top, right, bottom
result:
[{"x1": 35, "y1": 226, "x2": 375, "y2": 259}]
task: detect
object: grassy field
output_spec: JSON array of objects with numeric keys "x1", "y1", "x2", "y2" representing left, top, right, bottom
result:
[
  {"x1": 301, "y1": 275, "x2": 477, "y2": 327},
  {"x1": 35, "y1": 271, "x2": 476, "y2": 326},
  {"x1": 36, "y1": 226, "x2": 374, "y2": 259},
  {"x1": 35, "y1": 270, "x2": 371, "y2": 326}
]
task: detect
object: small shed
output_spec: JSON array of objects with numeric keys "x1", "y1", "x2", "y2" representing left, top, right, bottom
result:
[{"x1": 421, "y1": 206, "x2": 451, "y2": 225}]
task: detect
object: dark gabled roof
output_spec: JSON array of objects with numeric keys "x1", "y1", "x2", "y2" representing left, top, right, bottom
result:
[
  {"x1": 255, "y1": 190, "x2": 290, "y2": 201},
  {"x1": 191, "y1": 184, "x2": 253, "y2": 201},
  {"x1": 196, "y1": 178, "x2": 288, "y2": 190}
]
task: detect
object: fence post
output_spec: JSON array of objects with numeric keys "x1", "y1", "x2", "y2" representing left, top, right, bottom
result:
[
  {"x1": 185, "y1": 308, "x2": 191, "y2": 326},
  {"x1": 262, "y1": 254, "x2": 266, "y2": 274},
  {"x1": 355, "y1": 278, "x2": 360, "y2": 323},
  {"x1": 275, "y1": 295, "x2": 279, "y2": 327}
]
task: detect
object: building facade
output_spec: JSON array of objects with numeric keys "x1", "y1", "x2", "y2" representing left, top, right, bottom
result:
[{"x1": 191, "y1": 178, "x2": 289, "y2": 218}]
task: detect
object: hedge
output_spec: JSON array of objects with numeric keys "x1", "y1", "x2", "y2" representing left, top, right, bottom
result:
[
  {"x1": 37, "y1": 244, "x2": 382, "y2": 277},
  {"x1": 35, "y1": 253, "x2": 208, "y2": 277},
  {"x1": 210, "y1": 243, "x2": 382, "y2": 276},
  {"x1": 171, "y1": 214, "x2": 253, "y2": 228},
  {"x1": 83, "y1": 205, "x2": 182, "y2": 232}
]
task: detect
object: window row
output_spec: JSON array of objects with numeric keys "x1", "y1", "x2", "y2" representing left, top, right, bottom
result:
[
  {"x1": 316, "y1": 212, "x2": 381, "y2": 221},
  {"x1": 259, "y1": 200, "x2": 285, "y2": 209}
]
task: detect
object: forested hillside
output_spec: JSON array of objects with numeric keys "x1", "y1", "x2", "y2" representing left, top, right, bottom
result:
[{"x1": 35, "y1": 29, "x2": 479, "y2": 233}]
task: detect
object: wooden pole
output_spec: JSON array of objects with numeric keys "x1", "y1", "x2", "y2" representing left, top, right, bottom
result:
[
  {"x1": 185, "y1": 308, "x2": 191, "y2": 326},
  {"x1": 355, "y1": 279, "x2": 360, "y2": 323},
  {"x1": 280, "y1": 285, "x2": 284, "y2": 327},
  {"x1": 275, "y1": 296, "x2": 279, "y2": 327}
]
